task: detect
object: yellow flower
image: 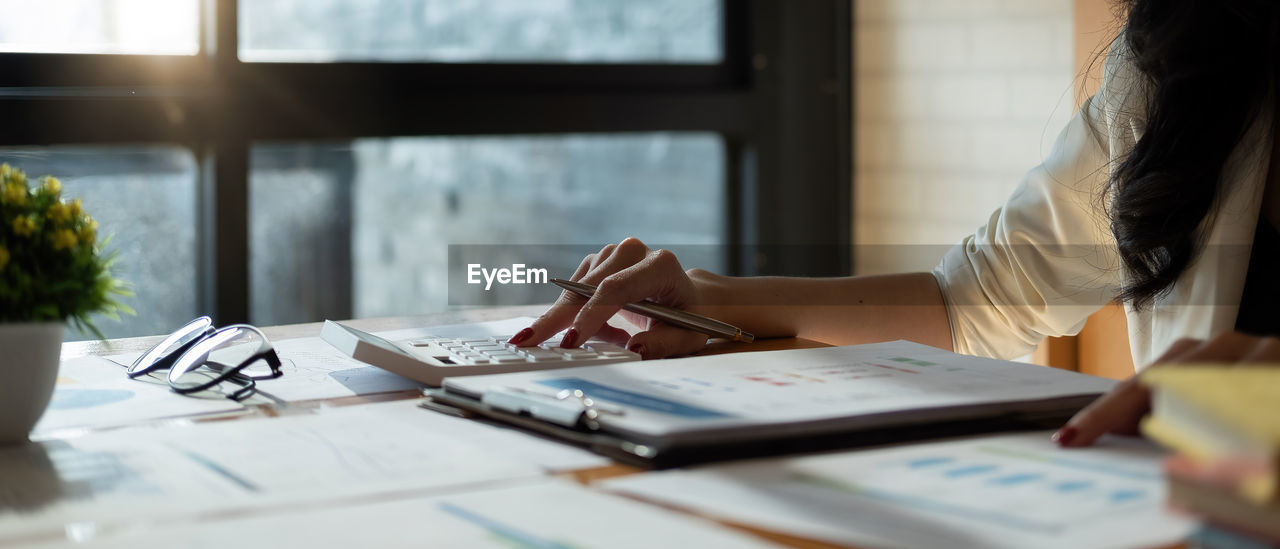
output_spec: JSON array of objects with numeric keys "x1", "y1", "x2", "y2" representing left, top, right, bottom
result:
[
  {"x1": 1, "y1": 163, "x2": 11, "y2": 179},
  {"x1": 0, "y1": 246, "x2": 8, "y2": 270},
  {"x1": 12, "y1": 215, "x2": 36, "y2": 237},
  {"x1": 78, "y1": 220, "x2": 97, "y2": 245},
  {"x1": 41, "y1": 176, "x2": 61, "y2": 196},
  {"x1": 52, "y1": 228, "x2": 77, "y2": 250},
  {"x1": 47, "y1": 201, "x2": 71, "y2": 224},
  {"x1": 69, "y1": 198, "x2": 83, "y2": 218},
  {"x1": 1, "y1": 182, "x2": 24, "y2": 206}
]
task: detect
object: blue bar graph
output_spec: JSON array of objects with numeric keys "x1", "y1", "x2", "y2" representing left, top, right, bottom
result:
[
  {"x1": 944, "y1": 464, "x2": 1000, "y2": 478},
  {"x1": 907, "y1": 457, "x2": 954, "y2": 468},
  {"x1": 1053, "y1": 481, "x2": 1092, "y2": 493},
  {"x1": 990, "y1": 473, "x2": 1043, "y2": 486}
]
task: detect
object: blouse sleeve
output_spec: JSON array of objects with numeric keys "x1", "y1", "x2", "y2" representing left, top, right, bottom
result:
[{"x1": 931, "y1": 41, "x2": 1144, "y2": 359}]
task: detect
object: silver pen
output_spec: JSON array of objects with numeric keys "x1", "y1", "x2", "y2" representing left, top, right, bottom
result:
[{"x1": 551, "y1": 278, "x2": 755, "y2": 343}]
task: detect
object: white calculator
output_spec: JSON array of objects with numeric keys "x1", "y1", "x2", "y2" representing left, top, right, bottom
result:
[{"x1": 320, "y1": 320, "x2": 641, "y2": 387}]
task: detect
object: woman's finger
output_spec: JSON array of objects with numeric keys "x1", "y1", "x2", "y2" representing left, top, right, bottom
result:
[
  {"x1": 1159, "y1": 331, "x2": 1259, "y2": 364},
  {"x1": 565, "y1": 248, "x2": 691, "y2": 347},
  {"x1": 1056, "y1": 332, "x2": 1275, "y2": 449},
  {"x1": 576, "y1": 243, "x2": 617, "y2": 281},
  {"x1": 592, "y1": 324, "x2": 634, "y2": 346},
  {"x1": 518, "y1": 239, "x2": 651, "y2": 346},
  {"x1": 1054, "y1": 376, "x2": 1150, "y2": 447},
  {"x1": 514, "y1": 252, "x2": 598, "y2": 346},
  {"x1": 1238, "y1": 336, "x2": 1280, "y2": 363}
]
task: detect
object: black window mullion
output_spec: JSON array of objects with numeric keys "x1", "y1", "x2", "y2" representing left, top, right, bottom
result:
[{"x1": 207, "y1": 0, "x2": 251, "y2": 325}]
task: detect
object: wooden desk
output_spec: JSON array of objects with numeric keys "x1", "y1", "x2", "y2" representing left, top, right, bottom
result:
[{"x1": 58, "y1": 306, "x2": 844, "y2": 548}]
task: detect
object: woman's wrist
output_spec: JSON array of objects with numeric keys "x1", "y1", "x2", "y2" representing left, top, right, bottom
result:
[{"x1": 686, "y1": 270, "x2": 801, "y2": 339}]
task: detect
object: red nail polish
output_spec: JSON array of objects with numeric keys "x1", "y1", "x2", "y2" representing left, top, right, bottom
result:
[
  {"x1": 560, "y1": 328, "x2": 579, "y2": 348},
  {"x1": 1052, "y1": 426, "x2": 1077, "y2": 447},
  {"x1": 628, "y1": 343, "x2": 645, "y2": 356},
  {"x1": 507, "y1": 328, "x2": 534, "y2": 346}
]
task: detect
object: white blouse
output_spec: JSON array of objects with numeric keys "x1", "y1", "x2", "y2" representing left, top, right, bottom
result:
[{"x1": 932, "y1": 40, "x2": 1274, "y2": 369}]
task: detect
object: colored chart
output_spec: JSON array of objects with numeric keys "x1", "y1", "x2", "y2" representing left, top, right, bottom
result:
[
  {"x1": 47, "y1": 389, "x2": 135, "y2": 410},
  {"x1": 791, "y1": 438, "x2": 1165, "y2": 535}
]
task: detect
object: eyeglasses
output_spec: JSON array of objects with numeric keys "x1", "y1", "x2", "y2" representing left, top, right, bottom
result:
[{"x1": 127, "y1": 316, "x2": 285, "y2": 401}]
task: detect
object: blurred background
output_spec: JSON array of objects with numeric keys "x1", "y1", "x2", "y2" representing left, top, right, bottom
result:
[{"x1": 0, "y1": 0, "x2": 1115, "y2": 356}]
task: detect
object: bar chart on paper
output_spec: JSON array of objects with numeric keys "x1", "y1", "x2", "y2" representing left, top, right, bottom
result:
[
  {"x1": 789, "y1": 438, "x2": 1163, "y2": 533},
  {"x1": 603, "y1": 432, "x2": 1195, "y2": 549}
]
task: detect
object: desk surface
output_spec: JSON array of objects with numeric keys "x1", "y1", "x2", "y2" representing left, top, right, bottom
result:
[{"x1": 58, "y1": 306, "x2": 844, "y2": 549}]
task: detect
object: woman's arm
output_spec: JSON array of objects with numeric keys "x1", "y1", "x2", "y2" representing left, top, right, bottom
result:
[
  {"x1": 512, "y1": 237, "x2": 952, "y2": 358},
  {"x1": 691, "y1": 270, "x2": 952, "y2": 350}
]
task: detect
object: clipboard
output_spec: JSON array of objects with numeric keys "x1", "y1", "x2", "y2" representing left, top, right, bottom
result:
[
  {"x1": 422, "y1": 385, "x2": 1088, "y2": 469},
  {"x1": 417, "y1": 340, "x2": 1117, "y2": 469}
]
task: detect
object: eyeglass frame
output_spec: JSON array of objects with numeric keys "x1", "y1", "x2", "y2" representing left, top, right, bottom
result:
[{"x1": 127, "y1": 317, "x2": 285, "y2": 401}]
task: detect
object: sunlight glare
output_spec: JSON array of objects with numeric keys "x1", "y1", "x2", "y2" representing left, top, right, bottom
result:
[{"x1": 0, "y1": 0, "x2": 198, "y2": 55}]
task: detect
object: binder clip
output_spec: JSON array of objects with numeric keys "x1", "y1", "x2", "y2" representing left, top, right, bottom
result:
[{"x1": 481, "y1": 386, "x2": 624, "y2": 430}]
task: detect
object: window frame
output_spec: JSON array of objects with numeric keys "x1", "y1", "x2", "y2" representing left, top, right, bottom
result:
[{"x1": 0, "y1": 0, "x2": 850, "y2": 326}]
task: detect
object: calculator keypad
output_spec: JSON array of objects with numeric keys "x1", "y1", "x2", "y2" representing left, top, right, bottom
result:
[{"x1": 405, "y1": 335, "x2": 641, "y2": 366}]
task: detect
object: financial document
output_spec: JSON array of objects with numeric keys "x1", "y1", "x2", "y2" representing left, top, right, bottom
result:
[
  {"x1": 446, "y1": 340, "x2": 1118, "y2": 437},
  {"x1": 32, "y1": 356, "x2": 246, "y2": 436},
  {"x1": 312, "y1": 399, "x2": 610, "y2": 473},
  {"x1": 27, "y1": 480, "x2": 781, "y2": 549},
  {"x1": 1, "y1": 399, "x2": 578, "y2": 543},
  {"x1": 603, "y1": 432, "x2": 1196, "y2": 549}
]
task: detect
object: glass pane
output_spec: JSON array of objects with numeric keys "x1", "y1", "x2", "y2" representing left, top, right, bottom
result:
[
  {"x1": 240, "y1": 0, "x2": 721, "y2": 63},
  {"x1": 0, "y1": 146, "x2": 199, "y2": 340},
  {"x1": 249, "y1": 133, "x2": 725, "y2": 325},
  {"x1": 0, "y1": 0, "x2": 199, "y2": 55}
]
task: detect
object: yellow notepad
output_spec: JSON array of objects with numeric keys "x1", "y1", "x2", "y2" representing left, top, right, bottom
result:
[{"x1": 1141, "y1": 366, "x2": 1280, "y2": 503}]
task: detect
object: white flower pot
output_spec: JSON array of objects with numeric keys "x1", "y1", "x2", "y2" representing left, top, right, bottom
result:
[{"x1": 0, "y1": 322, "x2": 63, "y2": 444}]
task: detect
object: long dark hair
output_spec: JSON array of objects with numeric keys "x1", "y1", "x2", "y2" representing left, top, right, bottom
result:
[{"x1": 1109, "y1": 0, "x2": 1279, "y2": 308}]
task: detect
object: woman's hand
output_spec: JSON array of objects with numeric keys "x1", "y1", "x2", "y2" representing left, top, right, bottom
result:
[
  {"x1": 1054, "y1": 331, "x2": 1280, "y2": 447},
  {"x1": 507, "y1": 237, "x2": 712, "y2": 359}
]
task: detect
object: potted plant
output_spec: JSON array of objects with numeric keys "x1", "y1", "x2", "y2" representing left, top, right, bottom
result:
[{"x1": 0, "y1": 163, "x2": 130, "y2": 443}]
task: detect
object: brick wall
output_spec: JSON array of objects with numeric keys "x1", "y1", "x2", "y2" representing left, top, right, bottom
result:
[{"x1": 853, "y1": 0, "x2": 1077, "y2": 274}]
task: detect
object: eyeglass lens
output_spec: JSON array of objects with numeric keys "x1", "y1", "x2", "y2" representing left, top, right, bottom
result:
[
  {"x1": 168, "y1": 325, "x2": 274, "y2": 397},
  {"x1": 128, "y1": 316, "x2": 214, "y2": 377}
]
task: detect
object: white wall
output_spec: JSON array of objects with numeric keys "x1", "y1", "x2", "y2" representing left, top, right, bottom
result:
[{"x1": 853, "y1": 0, "x2": 1077, "y2": 274}]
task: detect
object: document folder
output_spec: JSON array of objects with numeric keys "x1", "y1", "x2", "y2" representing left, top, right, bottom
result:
[{"x1": 424, "y1": 341, "x2": 1117, "y2": 468}]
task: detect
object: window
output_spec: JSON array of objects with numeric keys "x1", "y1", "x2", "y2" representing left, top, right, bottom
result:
[
  {"x1": 250, "y1": 134, "x2": 725, "y2": 325},
  {"x1": 2, "y1": 1, "x2": 850, "y2": 339},
  {"x1": 239, "y1": 0, "x2": 721, "y2": 63}
]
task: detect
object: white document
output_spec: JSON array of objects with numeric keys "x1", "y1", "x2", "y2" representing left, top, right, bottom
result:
[
  {"x1": 255, "y1": 317, "x2": 537, "y2": 402},
  {"x1": 28, "y1": 480, "x2": 782, "y2": 549},
  {"x1": 32, "y1": 356, "x2": 246, "y2": 436},
  {"x1": 0, "y1": 435, "x2": 257, "y2": 542},
  {"x1": 1, "y1": 402, "x2": 549, "y2": 543},
  {"x1": 603, "y1": 432, "x2": 1197, "y2": 549},
  {"x1": 446, "y1": 340, "x2": 1118, "y2": 439},
  {"x1": 136, "y1": 401, "x2": 548, "y2": 499},
  {"x1": 313, "y1": 399, "x2": 611, "y2": 472}
]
